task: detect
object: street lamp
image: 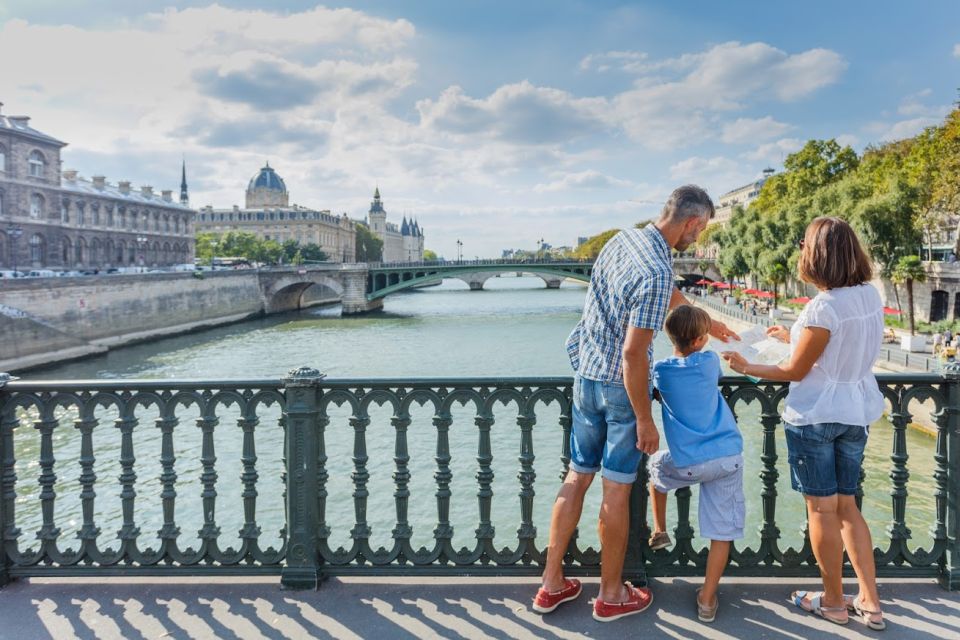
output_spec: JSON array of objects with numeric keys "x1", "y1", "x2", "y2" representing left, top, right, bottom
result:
[
  {"x1": 136, "y1": 235, "x2": 148, "y2": 272},
  {"x1": 209, "y1": 240, "x2": 219, "y2": 270},
  {"x1": 7, "y1": 224, "x2": 23, "y2": 275},
  {"x1": 538, "y1": 237, "x2": 545, "y2": 262},
  {"x1": 456, "y1": 239, "x2": 463, "y2": 264}
]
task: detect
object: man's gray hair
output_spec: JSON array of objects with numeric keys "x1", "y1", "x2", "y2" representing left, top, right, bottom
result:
[{"x1": 659, "y1": 185, "x2": 715, "y2": 223}]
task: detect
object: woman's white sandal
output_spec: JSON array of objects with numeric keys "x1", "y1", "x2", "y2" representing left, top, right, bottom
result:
[
  {"x1": 791, "y1": 591, "x2": 848, "y2": 625},
  {"x1": 844, "y1": 594, "x2": 886, "y2": 631}
]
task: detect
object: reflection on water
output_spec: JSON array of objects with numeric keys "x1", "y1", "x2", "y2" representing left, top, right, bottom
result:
[{"x1": 13, "y1": 277, "x2": 938, "y2": 556}]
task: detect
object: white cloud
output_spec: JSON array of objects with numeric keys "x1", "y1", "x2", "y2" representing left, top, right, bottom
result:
[
  {"x1": 607, "y1": 42, "x2": 846, "y2": 148},
  {"x1": 533, "y1": 170, "x2": 635, "y2": 192},
  {"x1": 416, "y1": 82, "x2": 609, "y2": 144},
  {"x1": 720, "y1": 116, "x2": 793, "y2": 144},
  {"x1": 867, "y1": 90, "x2": 951, "y2": 142},
  {"x1": 954, "y1": 43, "x2": 960, "y2": 58},
  {"x1": 742, "y1": 138, "x2": 804, "y2": 164}
]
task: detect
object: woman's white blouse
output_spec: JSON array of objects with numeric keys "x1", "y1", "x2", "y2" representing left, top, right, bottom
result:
[{"x1": 782, "y1": 284, "x2": 885, "y2": 427}]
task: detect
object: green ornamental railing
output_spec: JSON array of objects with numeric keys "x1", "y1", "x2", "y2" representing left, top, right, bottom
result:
[{"x1": 0, "y1": 368, "x2": 958, "y2": 590}]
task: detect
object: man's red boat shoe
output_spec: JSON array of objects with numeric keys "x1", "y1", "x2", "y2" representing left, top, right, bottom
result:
[
  {"x1": 592, "y1": 582, "x2": 654, "y2": 622},
  {"x1": 532, "y1": 578, "x2": 583, "y2": 613}
]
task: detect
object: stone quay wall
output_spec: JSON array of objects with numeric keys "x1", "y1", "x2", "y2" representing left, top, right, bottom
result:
[{"x1": 0, "y1": 268, "x2": 345, "y2": 372}]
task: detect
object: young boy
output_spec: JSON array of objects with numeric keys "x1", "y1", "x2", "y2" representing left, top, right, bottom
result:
[{"x1": 648, "y1": 304, "x2": 744, "y2": 622}]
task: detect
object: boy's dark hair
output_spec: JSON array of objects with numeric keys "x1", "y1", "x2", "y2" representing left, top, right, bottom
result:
[{"x1": 664, "y1": 304, "x2": 712, "y2": 352}]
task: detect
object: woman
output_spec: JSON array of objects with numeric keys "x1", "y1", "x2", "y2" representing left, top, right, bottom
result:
[{"x1": 722, "y1": 217, "x2": 885, "y2": 630}]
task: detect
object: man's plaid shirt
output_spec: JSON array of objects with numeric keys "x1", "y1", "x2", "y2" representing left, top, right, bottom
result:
[{"x1": 566, "y1": 224, "x2": 674, "y2": 382}]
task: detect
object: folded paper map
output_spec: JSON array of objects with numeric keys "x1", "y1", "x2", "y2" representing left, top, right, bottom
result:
[{"x1": 713, "y1": 325, "x2": 792, "y2": 366}]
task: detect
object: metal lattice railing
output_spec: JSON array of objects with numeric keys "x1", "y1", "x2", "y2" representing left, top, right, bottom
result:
[{"x1": 0, "y1": 369, "x2": 958, "y2": 590}]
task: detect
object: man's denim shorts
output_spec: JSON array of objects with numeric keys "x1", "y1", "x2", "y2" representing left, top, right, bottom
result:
[
  {"x1": 784, "y1": 422, "x2": 868, "y2": 497},
  {"x1": 648, "y1": 451, "x2": 745, "y2": 541},
  {"x1": 568, "y1": 374, "x2": 642, "y2": 484}
]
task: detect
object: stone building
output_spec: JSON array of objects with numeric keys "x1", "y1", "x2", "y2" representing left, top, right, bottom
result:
[
  {"x1": 196, "y1": 163, "x2": 356, "y2": 263},
  {"x1": 366, "y1": 188, "x2": 424, "y2": 263},
  {"x1": 713, "y1": 168, "x2": 776, "y2": 225},
  {"x1": 0, "y1": 106, "x2": 195, "y2": 271}
]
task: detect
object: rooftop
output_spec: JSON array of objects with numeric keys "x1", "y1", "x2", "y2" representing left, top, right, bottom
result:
[
  {"x1": 61, "y1": 174, "x2": 193, "y2": 211},
  {"x1": 0, "y1": 113, "x2": 66, "y2": 147},
  {"x1": 0, "y1": 576, "x2": 950, "y2": 639}
]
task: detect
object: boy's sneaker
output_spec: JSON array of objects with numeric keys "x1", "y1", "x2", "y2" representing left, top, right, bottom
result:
[
  {"x1": 697, "y1": 588, "x2": 719, "y2": 622},
  {"x1": 532, "y1": 578, "x2": 582, "y2": 613},
  {"x1": 648, "y1": 531, "x2": 672, "y2": 551},
  {"x1": 593, "y1": 582, "x2": 654, "y2": 622}
]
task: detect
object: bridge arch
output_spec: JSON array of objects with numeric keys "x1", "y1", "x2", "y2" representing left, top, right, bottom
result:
[
  {"x1": 265, "y1": 275, "x2": 345, "y2": 313},
  {"x1": 366, "y1": 263, "x2": 593, "y2": 301}
]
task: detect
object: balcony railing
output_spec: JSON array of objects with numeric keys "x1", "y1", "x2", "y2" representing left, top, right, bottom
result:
[{"x1": 1, "y1": 369, "x2": 958, "y2": 590}]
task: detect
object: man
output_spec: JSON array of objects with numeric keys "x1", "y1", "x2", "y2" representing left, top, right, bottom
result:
[{"x1": 532, "y1": 185, "x2": 738, "y2": 622}]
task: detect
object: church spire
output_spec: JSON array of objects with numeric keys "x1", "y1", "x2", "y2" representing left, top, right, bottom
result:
[{"x1": 179, "y1": 158, "x2": 189, "y2": 206}]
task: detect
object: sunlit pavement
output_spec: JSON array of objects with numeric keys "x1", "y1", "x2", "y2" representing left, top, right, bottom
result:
[{"x1": 0, "y1": 576, "x2": 955, "y2": 639}]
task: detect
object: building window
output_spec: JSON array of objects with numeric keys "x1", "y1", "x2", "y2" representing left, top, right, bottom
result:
[
  {"x1": 119, "y1": 210, "x2": 126, "y2": 228},
  {"x1": 28, "y1": 150, "x2": 45, "y2": 178},
  {"x1": 0, "y1": 145, "x2": 6, "y2": 173},
  {"x1": 61, "y1": 237, "x2": 70, "y2": 264},
  {"x1": 107, "y1": 208, "x2": 114, "y2": 227},
  {"x1": 29, "y1": 234, "x2": 44, "y2": 263},
  {"x1": 30, "y1": 194, "x2": 43, "y2": 218},
  {"x1": 61, "y1": 201, "x2": 69, "y2": 223},
  {"x1": 77, "y1": 205, "x2": 85, "y2": 226},
  {"x1": 154, "y1": 213, "x2": 160, "y2": 231},
  {"x1": 92, "y1": 206, "x2": 100, "y2": 226}
]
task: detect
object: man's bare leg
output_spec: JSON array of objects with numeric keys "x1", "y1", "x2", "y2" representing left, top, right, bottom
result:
[
  {"x1": 541, "y1": 470, "x2": 594, "y2": 591},
  {"x1": 598, "y1": 478, "x2": 632, "y2": 602}
]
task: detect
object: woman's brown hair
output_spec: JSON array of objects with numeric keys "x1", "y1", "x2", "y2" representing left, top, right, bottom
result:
[{"x1": 797, "y1": 217, "x2": 873, "y2": 290}]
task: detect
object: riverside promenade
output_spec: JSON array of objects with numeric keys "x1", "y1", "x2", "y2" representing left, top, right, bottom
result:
[{"x1": 0, "y1": 576, "x2": 954, "y2": 639}]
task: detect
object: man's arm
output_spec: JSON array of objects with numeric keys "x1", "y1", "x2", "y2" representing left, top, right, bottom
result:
[
  {"x1": 623, "y1": 326, "x2": 659, "y2": 454},
  {"x1": 670, "y1": 285, "x2": 740, "y2": 343}
]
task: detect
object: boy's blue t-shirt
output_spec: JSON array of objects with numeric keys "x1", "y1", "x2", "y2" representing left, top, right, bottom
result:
[{"x1": 652, "y1": 350, "x2": 742, "y2": 468}]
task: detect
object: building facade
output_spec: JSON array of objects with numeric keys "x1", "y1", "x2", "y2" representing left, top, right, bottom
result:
[
  {"x1": 366, "y1": 188, "x2": 424, "y2": 262},
  {"x1": 713, "y1": 168, "x2": 776, "y2": 225},
  {"x1": 195, "y1": 164, "x2": 356, "y2": 263},
  {"x1": 0, "y1": 107, "x2": 195, "y2": 271}
]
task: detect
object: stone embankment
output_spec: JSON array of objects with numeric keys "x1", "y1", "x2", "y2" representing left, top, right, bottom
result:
[{"x1": 0, "y1": 270, "x2": 340, "y2": 373}]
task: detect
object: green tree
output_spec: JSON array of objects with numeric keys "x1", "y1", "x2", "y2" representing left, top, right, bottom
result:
[
  {"x1": 299, "y1": 243, "x2": 328, "y2": 262},
  {"x1": 355, "y1": 223, "x2": 383, "y2": 262},
  {"x1": 892, "y1": 255, "x2": 927, "y2": 336},
  {"x1": 423, "y1": 249, "x2": 438, "y2": 261},
  {"x1": 575, "y1": 229, "x2": 620, "y2": 260}
]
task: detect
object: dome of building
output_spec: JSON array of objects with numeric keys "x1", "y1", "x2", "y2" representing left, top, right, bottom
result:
[
  {"x1": 245, "y1": 161, "x2": 290, "y2": 208},
  {"x1": 248, "y1": 162, "x2": 287, "y2": 193}
]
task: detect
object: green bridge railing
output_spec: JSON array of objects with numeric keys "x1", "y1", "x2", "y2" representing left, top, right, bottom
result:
[{"x1": 0, "y1": 369, "x2": 957, "y2": 590}]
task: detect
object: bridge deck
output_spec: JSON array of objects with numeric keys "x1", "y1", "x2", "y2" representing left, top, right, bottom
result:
[{"x1": 0, "y1": 576, "x2": 952, "y2": 639}]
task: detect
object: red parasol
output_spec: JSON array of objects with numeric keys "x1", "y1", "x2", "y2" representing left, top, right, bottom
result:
[
  {"x1": 883, "y1": 307, "x2": 902, "y2": 315},
  {"x1": 742, "y1": 288, "x2": 761, "y2": 295},
  {"x1": 789, "y1": 296, "x2": 812, "y2": 304},
  {"x1": 695, "y1": 279, "x2": 713, "y2": 285},
  {"x1": 755, "y1": 291, "x2": 775, "y2": 299}
]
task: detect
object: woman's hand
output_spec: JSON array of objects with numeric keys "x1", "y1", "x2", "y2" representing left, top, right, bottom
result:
[
  {"x1": 721, "y1": 351, "x2": 750, "y2": 375},
  {"x1": 766, "y1": 325, "x2": 790, "y2": 343}
]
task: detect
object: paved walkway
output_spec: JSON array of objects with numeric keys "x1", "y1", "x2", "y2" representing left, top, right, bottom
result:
[{"x1": 0, "y1": 576, "x2": 955, "y2": 639}]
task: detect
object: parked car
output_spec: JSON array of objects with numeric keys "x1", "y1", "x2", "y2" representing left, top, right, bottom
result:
[
  {"x1": 27, "y1": 270, "x2": 57, "y2": 278},
  {"x1": 57, "y1": 270, "x2": 84, "y2": 277},
  {"x1": 0, "y1": 270, "x2": 26, "y2": 278}
]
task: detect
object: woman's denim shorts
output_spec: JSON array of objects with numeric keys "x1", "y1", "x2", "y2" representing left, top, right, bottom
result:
[{"x1": 783, "y1": 422, "x2": 868, "y2": 497}]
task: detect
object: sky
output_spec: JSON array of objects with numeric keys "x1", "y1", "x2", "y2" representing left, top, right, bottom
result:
[{"x1": 1, "y1": 1, "x2": 958, "y2": 258}]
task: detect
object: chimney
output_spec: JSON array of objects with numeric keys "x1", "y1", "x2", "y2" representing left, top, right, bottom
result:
[
  {"x1": 0, "y1": 102, "x2": 4, "y2": 115},
  {"x1": 62, "y1": 169, "x2": 78, "y2": 181},
  {"x1": 161, "y1": 190, "x2": 172, "y2": 202},
  {"x1": 92, "y1": 175, "x2": 106, "y2": 189},
  {"x1": 140, "y1": 185, "x2": 153, "y2": 197},
  {"x1": 8, "y1": 116, "x2": 30, "y2": 127},
  {"x1": 118, "y1": 181, "x2": 131, "y2": 195},
  {"x1": 233, "y1": 205, "x2": 239, "y2": 212}
]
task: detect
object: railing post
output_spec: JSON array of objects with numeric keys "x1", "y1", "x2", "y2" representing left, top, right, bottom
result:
[
  {"x1": 281, "y1": 366, "x2": 325, "y2": 590},
  {"x1": 0, "y1": 373, "x2": 18, "y2": 588},
  {"x1": 941, "y1": 363, "x2": 960, "y2": 590}
]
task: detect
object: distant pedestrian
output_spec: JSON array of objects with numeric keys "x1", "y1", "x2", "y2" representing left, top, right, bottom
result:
[{"x1": 534, "y1": 185, "x2": 738, "y2": 622}]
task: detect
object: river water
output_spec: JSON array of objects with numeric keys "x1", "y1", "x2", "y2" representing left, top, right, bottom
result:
[{"x1": 14, "y1": 277, "x2": 938, "y2": 559}]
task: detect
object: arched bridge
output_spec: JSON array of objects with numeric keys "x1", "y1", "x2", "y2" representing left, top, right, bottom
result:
[
  {"x1": 367, "y1": 260, "x2": 595, "y2": 299},
  {"x1": 257, "y1": 255, "x2": 718, "y2": 316}
]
